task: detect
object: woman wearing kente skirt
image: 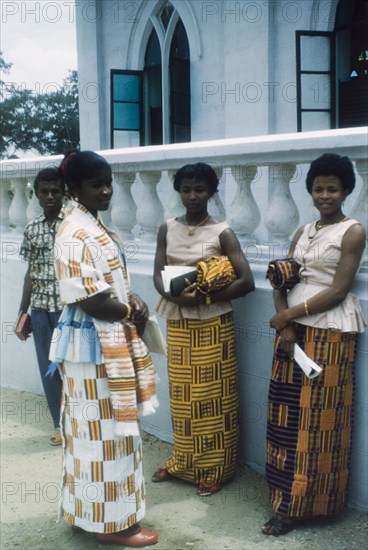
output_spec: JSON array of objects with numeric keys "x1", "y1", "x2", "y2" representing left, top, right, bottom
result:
[
  {"x1": 262, "y1": 153, "x2": 366, "y2": 536},
  {"x1": 51, "y1": 151, "x2": 159, "y2": 547},
  {"x1": 152, "y1": 163, "x2": 255, "y2": 496}
]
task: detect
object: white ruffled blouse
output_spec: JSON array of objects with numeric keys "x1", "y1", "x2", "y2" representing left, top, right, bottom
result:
[{"x1": 288, "y1": 218, "x2": 366, "y2": 333}]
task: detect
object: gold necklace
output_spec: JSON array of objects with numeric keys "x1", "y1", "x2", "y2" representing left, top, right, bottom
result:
[
  {"x1": 315, "y1": 216, "x2": 348, "y2": 230},
  {"x1": 184, "y1": 214, "x2": 210, "y2": 236}
]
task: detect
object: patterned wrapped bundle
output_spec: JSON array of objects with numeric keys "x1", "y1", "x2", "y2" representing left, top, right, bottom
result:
[
  {"x1": 196, "y1": 255, "x2": 236, "y2": 294},
  {"x1": 266, "y1": 258, "x2": 301, "y2": 290}
]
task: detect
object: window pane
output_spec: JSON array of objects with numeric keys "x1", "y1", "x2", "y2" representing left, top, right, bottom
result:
[
  {"x1": 113, "y1": 74, "x2": 140, "y2": 101},
  {"x1": 300, "y1": 36, "x2": 330, "y2": 71},
  {"x1": 145, "y1": 30, "x2": 161, "y2": 67},
  {"x1": 113, "y1": 130, "x2": 140, "y2": 148},
  {"x1": 113, "y1": 103, "x2": 140, "y2": 130},
  {"x1": 301, "y1": 111, "x2": 331, "y2": 131},
  {"x1": 172, "y1": 94, "x2": 190, "y2": 124},
  {"x1": 301, "y1": 74, "x2": 331, "y2": 109}
]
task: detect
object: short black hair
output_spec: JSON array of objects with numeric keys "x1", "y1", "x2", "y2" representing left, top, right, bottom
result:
[
  {"x1": 58, "y1": 150, "x2": 111, "y2": 192},
  {"x1": 173, "y1": 163, "x2": 219, "y2": 196},
  {"x1": 34, "y1": 168, "x2": 65, "y2": 194},
  {"x1": 305, "y1": 153, "x2": 355, "y2": 195}
]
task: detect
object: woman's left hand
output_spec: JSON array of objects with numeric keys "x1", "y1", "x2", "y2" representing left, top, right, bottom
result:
[
  {"x1": 130, "y1": 294, "x2": 149, "y2": 335},
  {"x1": 270, "y1": 311, "x2": 290, "y2": 331}
]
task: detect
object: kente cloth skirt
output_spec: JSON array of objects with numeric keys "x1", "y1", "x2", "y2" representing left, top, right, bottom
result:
[
  {"x1": 266, "y1": 324, "x2": 357, "y2": 518},
  {"x1": 163, "y1": 312, "x2": 240, "y2": 485},
  {"x1": 59, "y1": 361, "x2": 145, "y2": 533}
]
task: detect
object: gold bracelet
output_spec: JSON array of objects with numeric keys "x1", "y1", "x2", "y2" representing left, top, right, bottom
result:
[
  {"x1": 121, "y1": 303, "x2": 133, "y2": 322},
  {"x1": 205, "y1": 294, "x2": 211, "y2": 305},
  {"x1": 304, "y1": 300, "x2": 309, "y2": 317}
]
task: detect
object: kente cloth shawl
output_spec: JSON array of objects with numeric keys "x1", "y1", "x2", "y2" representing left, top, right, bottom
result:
[
  {"x1": 196, "y1": 255, "x2": 236, "y2": 294},
  {"x1": 50, "y1": 200, "x2": 158, "y2": 436},
  {"x1": 266, "y1": 258, "x2": 301, "y2": 290}
]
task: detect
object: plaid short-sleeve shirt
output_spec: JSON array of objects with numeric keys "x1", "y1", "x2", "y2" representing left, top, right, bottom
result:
[{"x1": 20, "y1": 208, "x2": 65, "y2": 311}]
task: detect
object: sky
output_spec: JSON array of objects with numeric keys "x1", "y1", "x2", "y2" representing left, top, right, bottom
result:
[{"x1": 1, "y1": 0, "x2": 77, "y2": 91}]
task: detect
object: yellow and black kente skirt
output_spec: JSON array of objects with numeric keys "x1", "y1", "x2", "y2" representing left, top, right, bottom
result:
[
  {"x1": 163, "y1": 312, "x2": 240, "y2": 486},
  {"x1": 266, "y1": 323, "x2": 357, "y2": 518}
]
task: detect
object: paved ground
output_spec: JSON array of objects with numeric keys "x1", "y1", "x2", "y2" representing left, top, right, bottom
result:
[{"x1": 1, "y1": 387, "x2": 367, "y2": 550}]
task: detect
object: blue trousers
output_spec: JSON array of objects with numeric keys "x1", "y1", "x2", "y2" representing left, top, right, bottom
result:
[{"x1": 31, "y1": 309, "x2": 62, "y2": 429}]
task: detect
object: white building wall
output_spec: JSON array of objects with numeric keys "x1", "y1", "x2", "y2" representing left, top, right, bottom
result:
[{"x1": 76, "y1": 0, "x2": 337, "y2": 150}]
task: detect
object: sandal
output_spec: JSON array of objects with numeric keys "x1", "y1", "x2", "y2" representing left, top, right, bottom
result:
[
  {"x1": 49, "y1": 430, "x2": 62, "y2": 446},
  {"x1": 261, "y1": 514, "x2": 294, "y2": 536},
  {"x1": 151, "y1": 468, "x2": 172, "y2": 482},
  {"x1": 197, "y1": 482, "x2": 222, "y2": 497}
]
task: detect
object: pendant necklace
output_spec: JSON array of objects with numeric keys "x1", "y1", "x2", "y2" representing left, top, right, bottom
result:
[{"x1": 184, "y1": 214, "x2": 210, "y2": 236}]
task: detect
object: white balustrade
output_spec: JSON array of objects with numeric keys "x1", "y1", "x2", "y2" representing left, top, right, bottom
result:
[{"x1": 0, "y1": 129, "x2": 367, "y2": 246}]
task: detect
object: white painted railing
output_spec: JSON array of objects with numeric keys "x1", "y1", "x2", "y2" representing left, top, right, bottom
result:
[{"x1": 1, "y1": 128, "x2": 367, "y2": 253}]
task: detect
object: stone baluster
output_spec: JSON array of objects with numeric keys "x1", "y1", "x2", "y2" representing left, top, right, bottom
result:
[
  {"x1": 8, "y1": 179, "x2": 28, "y2": 232},
  {"x1": 209, "y1": 167, "x2": 226, "y2": 221},
  {"x1": 264, "y1": 163, "x2": 299, "y2": 253},
  {"x1": 228, "y1": 164, "x2": 260, "y2": 241},
  {"x1": 26, "y1": 186, "x2": 42, "y2": 221},
  {"x1": 0, "y1": 180, "x2": 12, "y2": 230},
  {"x1": 351, "y1": 158, "x2": 368, "y2": 265},
  {"x1": 351, "y1": 159, "x2": 368, "y2": 231},
  {"x1": 137, "y1": 171, "x2": 165, "y2": 241},
  {"x1": 164, "y1": 170, "x2": 185, "y2": 220},
  {"x1": 110, "y1": 168, "x2": 137, "y2": 238}
]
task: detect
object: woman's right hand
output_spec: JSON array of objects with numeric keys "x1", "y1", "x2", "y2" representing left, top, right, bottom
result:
[
  {"x1": 277, "y1": 324, "x2": 297, "y2": 357},
  {"x1": 176, "y1": 281, "x2": 203, "y2": 306}
]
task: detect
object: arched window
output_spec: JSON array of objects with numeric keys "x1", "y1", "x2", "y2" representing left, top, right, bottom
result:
[{"x1": 110, "y1": 3, "x2": 191, "y2": 147}]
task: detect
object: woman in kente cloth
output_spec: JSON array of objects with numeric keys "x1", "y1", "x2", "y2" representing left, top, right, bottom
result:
[
  {"x1": 51, "y1": 150, "x2": 159, "y2": 547},
  {"x1": 262, "y1": 153, "x2": 366, "y2": 536},
  {"x1": 151, "y1": 162, "x2": 255, "y2": 496}
]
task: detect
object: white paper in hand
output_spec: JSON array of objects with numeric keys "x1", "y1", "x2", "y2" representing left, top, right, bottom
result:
[{"x1": 294, "y1": 344, "x2": 323, "y2": 379}]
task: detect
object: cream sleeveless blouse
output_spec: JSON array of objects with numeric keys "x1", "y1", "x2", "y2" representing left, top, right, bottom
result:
[
  {"x1": 288, "y1": 218, "x2": 366, "y2": 332},
  {"x1": 155, "y1": 218, "x2": 233, "y2": 320}
]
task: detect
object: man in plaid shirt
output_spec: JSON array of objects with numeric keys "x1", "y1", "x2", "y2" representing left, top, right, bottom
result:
[{"x1": 17, "y1": 168, "x2": 65, "y2": 446}]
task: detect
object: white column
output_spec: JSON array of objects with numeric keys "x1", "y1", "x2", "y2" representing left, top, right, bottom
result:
[
  {"x1": 265, "y1": 163, "x2": 299, "y2": 249},
  {"x1": 110, "y1": 169, "x2": 137, "y2": 238},
  {"x1": 228, "y1": 164, "x2": 260, "y2": 241},
  {"x1": 137, "y1": 171, "x2": 165, "y2": 241},
  {"x1": 8, "y1": 179, "x2": 28, "y2": 232}
]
